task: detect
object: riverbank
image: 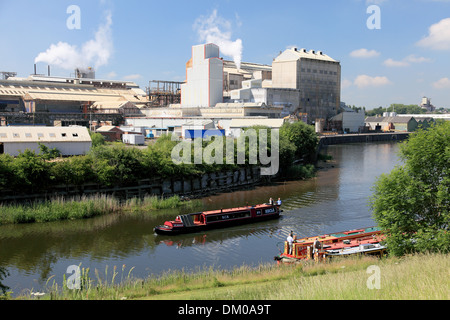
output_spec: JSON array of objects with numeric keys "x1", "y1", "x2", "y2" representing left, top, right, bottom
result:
[
  {"x1": 12, "y1": 252, "x2": 448, "y2": 300},
  {"x1": 0, "y1": 194, "x2": 200, "y2": 226}
]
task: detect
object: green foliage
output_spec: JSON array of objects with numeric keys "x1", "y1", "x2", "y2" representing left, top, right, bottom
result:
[
  {"x1": 11, "y1": 149, "x2": 52, "y2": 192},
  {"x1": 38, "y1": 143, "x2": 61, "y2": 160},
  {"x1": 366, "y1": 104, "x2": 427, "y2": 117},
  {"x1": 279, "y1": 121, "x2": 318, "y2": 163},
  {"x1": 371, "y1": 122, "x2": 450, "y2": 256},
  {"x1": 89, "y1": 131, "x2": 106, "y2": 148},
  {"x1": 0, "y1": 122, "x2": 321, "y2": 195}
]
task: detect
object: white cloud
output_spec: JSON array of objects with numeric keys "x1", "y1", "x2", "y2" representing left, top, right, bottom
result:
[
  {"x1": 342, "y1": 79, "x2": 353, "y2": 89},
  {"x1": 383, "y1": 54, "x2": 431, "y2": 67},
  {"x1": 383, "y1": 58, "x2": 409, "y2": 67},
  {"x1": 417, "y1": 18, "x2": 450, "y2": 50},
  {"x1": 194, "y1": 9, "x2": 243, "y2": 70},
  {"x1": 123, "y1": 74, "x2": 142, "y2": 80},
  {"x1": 354, "y1": 75, "x2": 391, "y2": 88},
  {"x1": 350, "y1": 48, "x2": 380, "y2": 58},
  {"x1": 404, "y1": 55, "x2": 432, "y2": 63},
  {"x1": 35, "y1": 11, "x2": 113, "y2": 70},
  {"x1": 105, "y1": 71, "x2": 117, "y2": 79},
  {"x1": 432, "y1": 77, "x2": 450, "y2": 89}
]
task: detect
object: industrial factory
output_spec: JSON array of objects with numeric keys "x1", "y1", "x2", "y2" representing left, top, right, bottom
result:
[{"x1": 0, "y1": 42, "x2": 345, "y2": 154}]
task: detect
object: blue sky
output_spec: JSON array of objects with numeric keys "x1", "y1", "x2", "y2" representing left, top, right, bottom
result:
[{"x1": 1, "y1": 0, "x2": 450, "y2": 110}]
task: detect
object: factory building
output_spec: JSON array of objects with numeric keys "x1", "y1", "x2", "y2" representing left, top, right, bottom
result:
[
  {"x1": 222, "y1": 60, "x2": 272, "y2": 96},
  {"x1": 0, "y1": 126, "x2": 92, "y2": 156},
  {"x1": 229, "y1": 78, "x2": 300, "y2": 117},
  {"x1": 0, "y1": 73, "x2": 148, "y2": 126},
  {"x1": 272, "y1": 47, "x2": 341, "y2": 122},
  {"x1": 181, "y1": 43, "x2": 224, "y2": 108}
]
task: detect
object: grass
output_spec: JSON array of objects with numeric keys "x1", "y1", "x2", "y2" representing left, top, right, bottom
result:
[
  {"x1": 13, "y1": 252, "x2": 449, "y2": 300},
  {"x1": 0, "y1": 194, "x2": 200, "y2": 226}
]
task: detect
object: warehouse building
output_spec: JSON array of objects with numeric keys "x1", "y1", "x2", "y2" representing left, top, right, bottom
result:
[
  {"x1": 0, "y1": 126, "x2": 92, "y2": 156},
  {"x1": 0, "y1": 73, "x2": 148, "y2": 126},
  {"x1": 365, "y1": 116, "x2": 418, "y2": 132}
]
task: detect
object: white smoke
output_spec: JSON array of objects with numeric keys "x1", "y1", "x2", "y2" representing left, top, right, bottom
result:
[
  {"x1": 35, "y1": 11, "x2": 113, "y2": 71},
  {"x1": 194, "y1": 9, "x2": 243, "y2": 70}
]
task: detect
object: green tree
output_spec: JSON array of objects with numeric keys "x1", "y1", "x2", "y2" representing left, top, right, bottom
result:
[
  {"x1": 11, "y1": 149, "x2": 52, "y2": 192},
  {"x1": 38, "y1": 143, "x2": 62, "y2": 160},
  {"x1": 279, "y1": 121, "x2": 318, "y2": 163},
  {"x1": 0, "y1": 154, "x2": 14, "y2": 190},
  {"x1": 89, "y1": 131, "x2": 106, "y2": 148},
  {"x1": 370, "y1": 122, "x2": 450, "y2": 256}
]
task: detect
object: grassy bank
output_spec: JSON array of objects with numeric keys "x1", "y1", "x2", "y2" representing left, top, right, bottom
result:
[
  {"x1": 15, "y1": 252, "x2": 449, "y2": 300},
  {"x1": 0, "y1": 195, "x2": 200, "y2": 226}
]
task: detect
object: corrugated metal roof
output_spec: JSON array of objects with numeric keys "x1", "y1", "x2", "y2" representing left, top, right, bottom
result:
[
  {"x1": 0, "y1": 126, "x2": 91, "y2": 143},
  {"x1": 23, "y1": 91, "x2": 122, "y2": 102}
]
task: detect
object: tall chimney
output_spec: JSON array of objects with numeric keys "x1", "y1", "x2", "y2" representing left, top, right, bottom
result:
[
  {"x1": 48, "y1": 65, "x2": 51, "y2": 77},
  {"x1": 34, "y1": 64, "x2": 37, "y2": 75}
]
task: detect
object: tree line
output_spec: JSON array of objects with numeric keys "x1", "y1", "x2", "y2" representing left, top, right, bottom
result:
[{"x1": 0, "y1": 121, "x2": 319, "y2": 195}]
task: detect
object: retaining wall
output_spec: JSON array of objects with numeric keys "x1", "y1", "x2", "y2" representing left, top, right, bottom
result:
[{"x1": 0, "y1": 167, "x2": 262, "y2": 202}]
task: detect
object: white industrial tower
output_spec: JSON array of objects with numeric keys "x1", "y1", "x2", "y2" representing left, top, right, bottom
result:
[{"x1": 181, "y1": 43, "x2": 224, "y2": 108}]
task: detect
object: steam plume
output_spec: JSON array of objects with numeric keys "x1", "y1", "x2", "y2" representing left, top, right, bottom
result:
[
  {"x1": 35, "y1": 11, "x2": 113, "y2": 71},
  {"x1": 194, "y1": 10, "x2": 243, "y2": 70}
]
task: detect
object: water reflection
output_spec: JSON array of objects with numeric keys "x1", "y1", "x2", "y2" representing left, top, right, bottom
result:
[{"x1": 0, "y1": 142, "x2": 401, "y2": 295}]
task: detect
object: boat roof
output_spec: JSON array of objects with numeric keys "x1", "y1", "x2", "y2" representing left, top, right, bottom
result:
[
  {"x1": 294, "y1": 226, "x2": 382, "y2": 244},
  {"x1": 199, "y1": 203, "x2": 274, "y2": 216}
]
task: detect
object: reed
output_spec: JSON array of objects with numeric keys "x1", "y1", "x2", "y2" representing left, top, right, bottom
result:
[{"x1": 0, "y1": 194, "x2": 199, "y2": 225}]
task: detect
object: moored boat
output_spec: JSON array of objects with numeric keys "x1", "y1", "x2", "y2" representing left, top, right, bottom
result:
[
  {"x1": 274, "y1": 226, "x2": 386, "y2": 263},
  {"x1": 154, "y1": 203, "x2": 281, "y2": 235}
]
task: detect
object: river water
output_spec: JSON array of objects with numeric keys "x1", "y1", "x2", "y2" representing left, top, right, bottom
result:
[{"x1": 0, "y1": 142, "x2": 401, "y2": 296}]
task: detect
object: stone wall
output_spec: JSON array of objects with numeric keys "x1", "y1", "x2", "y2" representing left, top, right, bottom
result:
[{"x1": 0, "y1": 167, "x2": 262, "y2": 202}]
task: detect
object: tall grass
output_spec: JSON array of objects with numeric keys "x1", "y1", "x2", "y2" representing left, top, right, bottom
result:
[
  {"x1": 16, "y1": 253, "x2": 449, "y2": 300},
  {"x1": 0, "y1": 195, "x2": 200, "y2": 226}
]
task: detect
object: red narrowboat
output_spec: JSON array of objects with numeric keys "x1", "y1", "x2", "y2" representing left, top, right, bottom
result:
[
  {"x1": 274, "y1": 226, "x2": 386, "y2": 263},
  {"x1": 154, "y1": 203, "x2": 281, "y2": 235}
]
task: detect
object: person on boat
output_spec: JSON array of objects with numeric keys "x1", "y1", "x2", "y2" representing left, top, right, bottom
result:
[
  {"x1": 287, "y1": 232, "x2": 294, "y2": 255},
  {"x1": 313, "y1": 238, "x2": 322, "y2": 261},
  {"x1": 313, "y1": 238, "x2": 321, "y2": 252},
  {"x1": 277, "y1": 198, "x2": 282, "y2": 206},
  {"x1": 269, "y1": 198, "x2": 274, "y2": 205}
]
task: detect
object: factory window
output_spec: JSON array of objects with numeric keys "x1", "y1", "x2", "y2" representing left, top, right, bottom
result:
[
  {"x1": 13, "y1": 133, "x2": 20, "y2": 138},
  {"x1": 0, "y1": 133, "x2": 7, "y2": 138},
  {"x1": 307, "y1": 69, "x2": 311, "y2": 73},
  {"x1": 25, "y1": 133, "x2": 32, "y2": 138},
  {"x1": 73, "y1": 133, "x2": 79, "y2": 137},
  {"x1": 38, "y1": 133, "x2": 44, "y2": 138},
  {"x1": 50, "y1": 133, "x2": 56, "y2": 138},
  {"x1": 62, "y1": 133, "x2": 67, "y2": 137}
]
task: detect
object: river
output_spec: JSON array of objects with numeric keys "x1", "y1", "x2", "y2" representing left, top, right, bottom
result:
[{"x1": 0, "y1": 141, "x2": 401, "y2": 296}]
